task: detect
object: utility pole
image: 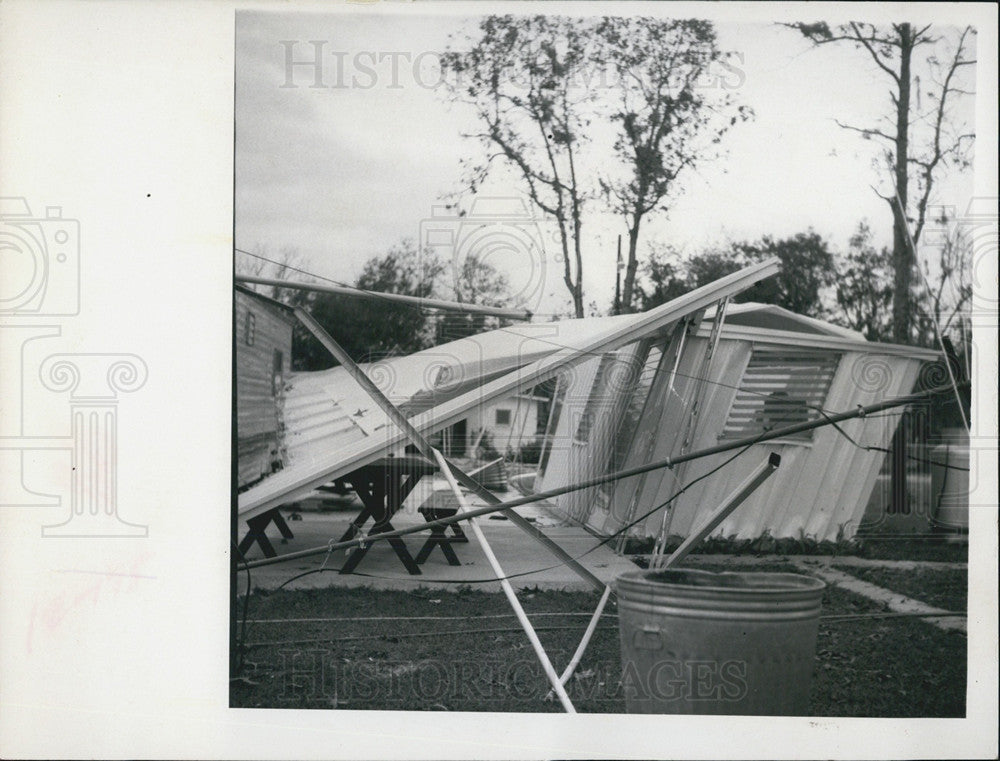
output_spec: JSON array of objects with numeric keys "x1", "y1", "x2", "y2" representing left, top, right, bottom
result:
[{"x1": 613, "y1": 235, "x2": 623, "y2": 315}]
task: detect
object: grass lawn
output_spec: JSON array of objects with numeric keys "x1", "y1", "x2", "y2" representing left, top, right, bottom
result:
[
  {"x1": 231, "y1": 563, "x2": 966, "y2": 716},
  {"x1": 853, "y1": 537, "x2": 968, "y2": 563},
  {"x1": 831, "y1": 564, "x2": 968, "y2": 612},
  {"x1": 622, "y1": 534, "x2": 969, "y2": 563}
]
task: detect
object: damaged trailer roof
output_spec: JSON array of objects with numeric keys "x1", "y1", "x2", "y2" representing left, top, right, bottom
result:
[{"x1": 237, "y1": 258, "x2": 780, "y2": 521}]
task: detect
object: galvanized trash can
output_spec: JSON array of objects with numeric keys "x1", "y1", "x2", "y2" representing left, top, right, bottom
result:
[{"x1": 616, "y1": 568, "x2": 826, "y2": 715}]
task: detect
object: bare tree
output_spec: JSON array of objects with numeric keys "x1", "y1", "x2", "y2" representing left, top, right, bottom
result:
[
  {"x1": 914, "y1": 209, "x2": 973, "y2": 347},
  {"x1": 597, "y1": 17, "x2": 751, "y2": 313},
  {"x1": 787, "y1": 22, "x2": 976, "y2": 343},
  {"x1": 442, "y1": 15, "x2": 600, "y2": 317},
  {"x1": 235, "y1": 244, "x2": 306, "y2": 304}
]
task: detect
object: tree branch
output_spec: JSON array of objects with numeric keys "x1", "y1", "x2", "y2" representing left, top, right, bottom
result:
[
  {"x1": 849, "y1": 22, "x2": 901, "y2": 84},
  {"x1": 834, "y1": 119, "x2": 897, "y2": 143}
]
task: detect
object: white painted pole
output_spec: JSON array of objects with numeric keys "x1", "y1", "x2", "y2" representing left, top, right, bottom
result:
[
  {"x1": 660, "y1": 452, "x2": 781, "y2": 569},
  {"x1": 430, "y1": 448, "x2": 577, "y2": 713},
  {"x1": 237, "y1": 274, "x2": 532, "y2": 320},
  {"x1": 557, "y1": 584, "x2": 612, "y2": 687}
]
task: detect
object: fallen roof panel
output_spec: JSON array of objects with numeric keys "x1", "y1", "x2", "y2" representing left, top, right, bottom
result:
[{"x1": 238, "y1": 257, "x2": 780, "y2": 520}]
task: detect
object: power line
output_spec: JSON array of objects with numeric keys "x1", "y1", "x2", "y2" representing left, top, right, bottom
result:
[{"x1": 235, "y1": 249, "x2": 531, "y2": 320}]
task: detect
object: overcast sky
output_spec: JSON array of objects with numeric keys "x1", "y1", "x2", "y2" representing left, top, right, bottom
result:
[{"x1": 235, "y1": 7, "x2": 976, "y2": 317}]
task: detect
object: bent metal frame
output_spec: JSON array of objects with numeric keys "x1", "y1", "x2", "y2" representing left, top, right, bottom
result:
[{"x1": 235, "y1": 274, "x2": 782, "y2": 711}]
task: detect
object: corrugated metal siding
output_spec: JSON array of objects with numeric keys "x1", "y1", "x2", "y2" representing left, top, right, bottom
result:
[
  {"x1": 530, "y1": 327, "x2": 926, "y2": 542},
  {"x1": 628, "y1": 347, "x2": 920, "y2": 542},
  {"x1": 562, "y1": 345, "x2": 644, "y2": 526},
  {"x1": 625, "y1": 336, "x2": 752, "y2": 539},
  {"x1": 535, "y1": 356, "x2": 602, "y2": 506},
  {"x1": 235, "y1": 290, "x2": 294, "y2": 487},
  {"x1": 239, "y1": 262, "x2": 782, "y2": 520},
  {"x1": 281, "y1": 373, "x2": 362, "y2": 466},
  {"x1": 599, "y1": 329, "x2": 690, "y2": 534},
  {"x1": 235, "y1": 291, "x2": 293, "y2": 439}
]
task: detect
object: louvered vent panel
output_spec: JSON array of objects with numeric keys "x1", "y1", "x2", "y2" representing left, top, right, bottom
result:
[{"x1": 722, "y1": 349, "x2": 840, "y2": 440}]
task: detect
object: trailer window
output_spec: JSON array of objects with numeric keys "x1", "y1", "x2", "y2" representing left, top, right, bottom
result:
[
  {"x1": 272, "y1": 350, "x2": 284, "y2": 396},
  {"x1": 574, "y1": 354, "x2": 618, "y2": 444},
  {"x1": 722, "y1": 348, "x2": 840, "y2": 441},
  {"x1": 245, "y1": 311, "x2": 256, "y2": 346}
]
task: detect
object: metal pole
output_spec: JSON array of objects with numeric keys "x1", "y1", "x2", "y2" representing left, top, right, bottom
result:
[
  {"x1": 652, "y1": 298, "x2": 730, "y2": 560},
  {"x1": 891, "y1": 189, "x2": 969, "y2": 431},
  {"x1": 557, "y1": 584, "x2": 612, "y2": 687},
  {"x1": 430, "y1": 449, "x2": 577, "y2": 713},
  {"x1": 237, "y1": 275, "x2": 532, "y2": 321},
  {"x1": 614, "y1": 235, "x2": 622, "y2": 315},
  {"x1": 660, "y1": 453, "x2": 781, "y2": 569},
  {"x1": 293, "y1": 307, "x2": 605, "y2": 592},
  {"x1": 240, "y1": 382, "x2": 962, "y2": 570}
]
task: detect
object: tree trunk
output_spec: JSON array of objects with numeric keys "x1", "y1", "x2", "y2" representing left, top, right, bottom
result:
[
  {"x1": 572, "y1": 207, "x2": 585, "y2": 318},
  {"x1": 621, "y1": 220, "x2": 642, "y2": 314},
  {"x1": 889, "y1": 25, "x2": 914, "y2": 539},
  {"x1": 572, "y1": 239, "x2": 585, "y2": 318},
  {"x1": 892, "y1": 24, "x2": 913, "y2": 344}
]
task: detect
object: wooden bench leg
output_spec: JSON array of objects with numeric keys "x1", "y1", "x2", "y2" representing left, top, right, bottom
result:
[
  {"x1": 338, "y1": 505, "x2": 373, "y2": 543},
  {"x1": 340, "y1": 521, "x2": 422, "y2": 576},
  {"x1": 386, "y1": 534, "x2": 422, "y2": 575},
  {"x1": 437, "y1": 537, "x2": 461, "y2": 566},
  {"x1": 416, "y1": 509, "x2": 464, "y2": 566},
  {"x1": 238, "y1": 512, "x2": 278, "y2": 558},
  {"x1": 339, "y1": 542, "x2": 370, "y2": 574},
  {"x1": 415, "y1": 528, "x2": 461, "y2": 565},
  {"x1": 272, "y1": 510, "x2": 294, "y2": 539}
]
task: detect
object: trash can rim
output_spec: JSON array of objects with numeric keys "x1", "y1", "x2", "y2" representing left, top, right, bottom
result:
[{"x1": 616, "y1": 567, "x2": 827, "y2": 594}]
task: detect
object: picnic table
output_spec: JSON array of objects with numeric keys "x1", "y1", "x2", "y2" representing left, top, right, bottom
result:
[
  {"x1": 237, "y1": 453, "x2": 474, "y2": 572},
  {"x1": 337, "y1": 454, "x2": 440, "y2": 575}
]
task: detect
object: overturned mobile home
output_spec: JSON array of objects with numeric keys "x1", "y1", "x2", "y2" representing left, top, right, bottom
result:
[
  {"x1": 236, "y1": 259, "x2": 939, "y2": 545},
  {"x1": 533, "y1": 302, "x2": 940, "y2": 543}
]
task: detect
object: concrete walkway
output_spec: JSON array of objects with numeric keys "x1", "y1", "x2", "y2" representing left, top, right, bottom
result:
[
  {"x1": 790, "y1": 560, "x2": 967, "y2": 633},
  {"x1": 241, "y1": 507, "x2": 635, "y2": 593},
  {"x1": 634, "y1": 553, "x2": 967, "y2": 570},
  {"x1": 240, "y1": 496, "x2": 967, "y2": 628}
]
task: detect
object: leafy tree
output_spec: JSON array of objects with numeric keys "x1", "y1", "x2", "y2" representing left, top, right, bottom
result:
[
  {"x1": 832, "y1": 221, "x2": 895, "y2": 341},
  {"x1": 442, "y1": 15, "x2": 601, "y2": 318},
  {"x1": 734, "y1": 231, "x2": 836, "y2": 317},
  {"x1": 830, "y1": 214, "x2": 971, "y2": 347},
  {"x1": 293, "y1": 241, "x2": 446, "y2": 369},
  {"x1": 684, "y1": 248, "x2": 746, "y2": 290},
  {"x1": 636, "y1": 246, "x2": 689, "y2": 311},
  {"x1": 637, "y1": 231, "x2": 836, "y2": 316},
  {"x1": 437, "y1": 252, "x2": 513, "y2": 341},
  {"x1": 597, "y1": 17, "x2": 752, "y2": 313},
  {"x1": 786, "y1": 22, "x2": 976, "y2": 343}
]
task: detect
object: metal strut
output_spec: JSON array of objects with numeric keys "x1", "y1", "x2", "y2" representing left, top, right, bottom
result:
[{"x1": 293, "y1": 307, "x2": 605, "y2": 592}]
